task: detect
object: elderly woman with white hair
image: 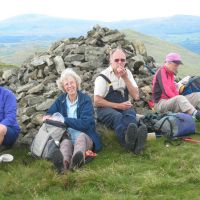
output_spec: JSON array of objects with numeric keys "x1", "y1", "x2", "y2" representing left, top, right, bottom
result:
[{"x1": 43, "y1": 68, "x2": 101, "y2": 171}]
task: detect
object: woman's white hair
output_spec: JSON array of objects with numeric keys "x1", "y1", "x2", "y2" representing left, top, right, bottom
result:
[{"x1": 56, "y1": 68, "x2": 82, "y2": 92}]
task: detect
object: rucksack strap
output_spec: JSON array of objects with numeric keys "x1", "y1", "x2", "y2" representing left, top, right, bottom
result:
[
  {"x1": 157, "y1": 117, "x2": 173, "y2": 137},
  {"x1": 164, "y1": 137, "x2": 182, "y2": 146},
  {"x1": 157, "y1": 116, "x2": 183, "y2": 146},
  {"x1": 44, "y1": 119, "x2": 67, "y2": 129}
]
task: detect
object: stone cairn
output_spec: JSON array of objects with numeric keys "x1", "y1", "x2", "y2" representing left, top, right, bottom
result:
[{"x1": 0, "y1": 25, "x2": 157, "y2": 145}]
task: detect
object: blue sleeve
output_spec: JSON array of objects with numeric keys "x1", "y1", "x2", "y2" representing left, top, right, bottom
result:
[
  {"x1": 64, "y1": 98, "x2": 94, "y2": 132},
  {"x1": 0, "y1": 91, "x2": 18, "y2": 127},
  {"x1": 46, "y1": 98, "x2": 60, "y2": 115}
]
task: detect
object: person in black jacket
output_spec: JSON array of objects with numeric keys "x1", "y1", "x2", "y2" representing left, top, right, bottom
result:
[{"x1": 43, "y1": 68, "x2": 101, "y2": 171}]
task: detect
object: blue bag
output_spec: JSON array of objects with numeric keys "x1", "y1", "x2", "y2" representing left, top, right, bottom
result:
[
  {"x1": 155, "y1": 112, "x2": 196, "y2": 138},
  {"x1": 182, "y1": 76, "x2": 200, "y2": 96}
]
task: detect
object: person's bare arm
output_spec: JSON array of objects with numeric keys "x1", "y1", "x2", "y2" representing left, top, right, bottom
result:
[
  {"x1": 123, "y1": 77, "x2": 139, "y2": 100},
  {"x1": 94, "y1": 95, "x2": 132, "y2": 110},
  {"x1": 117, "y1": 67, "x2": 139, "y2": 100}
]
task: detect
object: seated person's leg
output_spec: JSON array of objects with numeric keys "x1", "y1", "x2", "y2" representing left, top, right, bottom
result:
[
  {"x1": 121, "y1": 108, "x2": 137, "y2": 125},
  {"x1": 96, "y1": 107, "x2": 122, "y2": 128},
  {"x1": 185, "y1": 92, "x2": 200, "y2": 120},
  {"x1": 122, "y1": 108, "x2": 147, "y2": 154},
  {"x1": 60, "y1": 139, "x2": 73, "y2": 170},
  {"x1": 156, "y1": 95, "x2": 196, "y2": 114},
  {"x1": 1, "y1": 126, "x2": 19, "y2": 147},
  {"x1": 97, "y1": 107, "x2": 126, "y2": 144},
  {"x1": 71, "y1": 133, "x2": 93, "y2": 168},
  {"x1": 0, "y1": 124, "x2": 7, "y2": 145},
  {"x1": 185, "y1": 92, "x2": 200, "y2": 109}
]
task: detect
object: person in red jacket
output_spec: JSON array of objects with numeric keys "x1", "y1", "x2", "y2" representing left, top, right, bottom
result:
[{"x1": 152, "y1": 53, "x2": 200, "y2": 120}]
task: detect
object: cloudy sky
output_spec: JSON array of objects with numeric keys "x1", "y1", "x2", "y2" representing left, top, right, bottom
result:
[{"x1": 1, "y1": 0, "x2": 200, "y2": 21}]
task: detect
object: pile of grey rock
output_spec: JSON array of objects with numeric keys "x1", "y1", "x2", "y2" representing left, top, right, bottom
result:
[{"x1": 0, "y1": 25, "x2": 157, "y2": 145}]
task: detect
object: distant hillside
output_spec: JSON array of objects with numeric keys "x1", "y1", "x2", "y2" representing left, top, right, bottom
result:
[
  {"x1": 0, "y1": 14, "x2": 200, "y2": 73},
  {"x1": 0, "y1": 42, "x2": 49, "y2": 65},
  {"x1": 0, "y1": 14, "x2": 98, "y2": 65},
  {"x1": 116, "y1": 15, "x2": 200, "y2": 54},
  {"x1": 0, "y1": 14, "x2": 98, "y2": 41},
  {"x1": 0, "y1": 14, "x2": 200, "y2": 54},
  {"x1": 122, "y1": 29, "x2": 200, "y2": 77},
  {"x1": 0, "y1": 60, "x2": 16, "y2": 69}
]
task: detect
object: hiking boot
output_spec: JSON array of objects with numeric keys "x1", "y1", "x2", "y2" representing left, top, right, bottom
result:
[
  {"x1": 134, "y1": 125, "x2": 148, "y2": 155},
  {"x1": 125, "y1": 123, "x2": 138, "y2": 151},
  {"x1": 71, "y1": 151, "x2": 84, "y2": 170},
  {"x1": 195, "y1": 110, "x2": 200, "y2": 121},
  {"x1": 47, "y1": 149, "x2": 64, "y2": 173},
  {"x1": 46, "y1": 139, "x2": 64, "y2": 173}
]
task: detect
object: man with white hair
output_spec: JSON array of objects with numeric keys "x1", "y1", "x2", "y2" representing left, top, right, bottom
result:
[
  {"x1": 152, "y1": 52, "x2": 200, "y2": 120},
  {"x1": 94, "y1": 48, "x2": 147, "y2": 154}
]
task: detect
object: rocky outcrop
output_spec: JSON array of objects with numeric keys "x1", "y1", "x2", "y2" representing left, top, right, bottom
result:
[{"x1": 0, "y1": 25, "x2": 157, "y2": 145}]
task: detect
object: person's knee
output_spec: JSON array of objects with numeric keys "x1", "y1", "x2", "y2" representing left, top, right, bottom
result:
[
  {"x1": 76, "y1": 133, "x2": 86, "y2": 143},
  {"x1": 60, "y1": 139, "x2": 72, "y2": 147},
  {"x1": 78, "y1": 132, "x2": 86, "y2": 138},
  {"x1": 123, "y1": 108, "x2": 136, "y2": 115},
  {"x1": 0, "y1": 125, "x2": 7, "y2": 136},
  {"x1": 113, "y1": 112, "x2": 123, "y2": 120},
  {"x1": 97, "y1": 108, "x2": 121, "y2": 123},
  {"x1": 175, "y1": 95, "x2": 188, "y2": 104},
  {"x1": 1, "y1": 126, "x2": 18, "y2": 146},
  {"x1": 195, "y1": 92, "x2": 200, "y2": 102}
]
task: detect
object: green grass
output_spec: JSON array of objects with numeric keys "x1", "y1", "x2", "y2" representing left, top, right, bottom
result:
[
  {"x1": 122, "y1": 29, "x2": 200, "y2": 78},
  {"x1": 0, "y1": 123, "x2": 200, "y2": 200},
  {"x1": 0, "y1": 42, "x2": 48, "y2": 65},
  {"x1": 0, "y1": 61, "x2": 17, "y2": 69}
]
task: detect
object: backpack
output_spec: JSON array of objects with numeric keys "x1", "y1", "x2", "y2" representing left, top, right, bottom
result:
[
  {"x1": 181, "y1": 76, "x2": 200, "y2": 96},
  {"x1": 140, "y1": 112, "x2": 196, "y2": 141},
  {"x1": 30, "y1": 119, "x2": 69, "y2": 158}
]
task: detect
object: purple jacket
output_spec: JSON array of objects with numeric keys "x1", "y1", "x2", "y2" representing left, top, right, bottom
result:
[{"x1": 0, "y1": 87, "x2": 20, "y2": 133}]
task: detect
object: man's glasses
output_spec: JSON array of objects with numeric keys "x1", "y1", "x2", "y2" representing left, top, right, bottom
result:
[{"x1": 114, "y1": 59, "x2": 126, "y2": 63}]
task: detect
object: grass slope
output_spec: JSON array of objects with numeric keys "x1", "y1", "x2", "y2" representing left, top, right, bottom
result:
[
  {"x1": 0, "y1": 42, "x2": 49, "y2": 66},
  {"x1": 0, "y1": 61, "x2": 16, "y2": 69},
  {"x1": 122, "y1": 29, "x2": 200, "y2": 77},
  {"x1": 0, "y1": 123, "x2": 200, "y2": 200}
]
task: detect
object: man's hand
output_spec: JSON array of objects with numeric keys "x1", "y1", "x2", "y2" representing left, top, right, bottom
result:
[
  {"x1": 116, "y1": 101, "x2": 133, "y2": 110},
  {"x1": 116, "y1": 66, "x2": 128, "y2": 79}
]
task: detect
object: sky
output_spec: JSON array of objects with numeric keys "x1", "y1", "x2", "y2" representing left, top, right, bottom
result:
[{"x1": 1, "y1": 0, "x2": 200, "y2": 21}]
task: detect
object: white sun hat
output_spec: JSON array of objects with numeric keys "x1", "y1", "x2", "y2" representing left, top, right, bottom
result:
[{"x1": 0, "y1": 154, "x2": 14, "y2": 163}]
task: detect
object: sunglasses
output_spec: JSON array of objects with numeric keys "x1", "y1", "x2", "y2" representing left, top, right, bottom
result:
[{"x1": 114, "y1": 59, "x2": 126, "y2": 63}]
